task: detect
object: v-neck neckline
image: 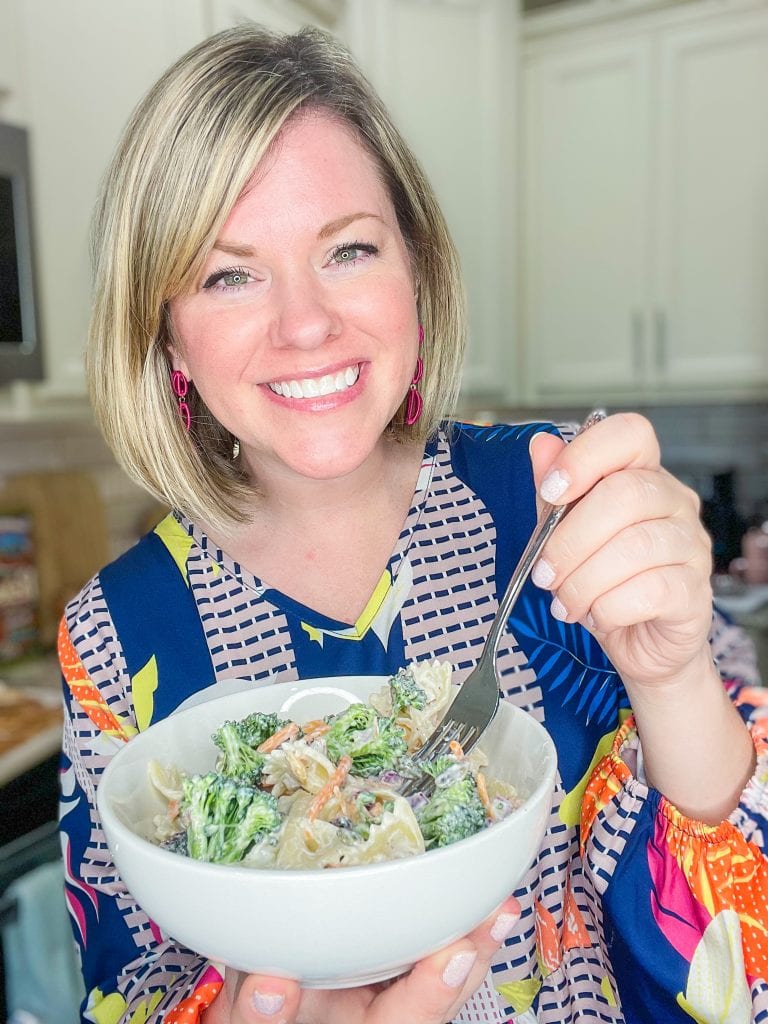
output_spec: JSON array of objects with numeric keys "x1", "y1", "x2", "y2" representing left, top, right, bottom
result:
[{"x1": 179, "y1": 433, "x2": 442, "y2": 629}]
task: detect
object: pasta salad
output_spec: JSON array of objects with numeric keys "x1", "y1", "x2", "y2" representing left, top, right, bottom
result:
[{"x1": 148, "y1": 661, "x2": 520, "y2": 870}]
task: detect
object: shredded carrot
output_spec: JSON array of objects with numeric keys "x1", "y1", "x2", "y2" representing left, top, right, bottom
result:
[
  {"x1": 307, "y1": 755, "x2": 353, "y2": 822},
  {"x1": 257, "y1": 722, "x2": 300, "y2": 754},
  {"x1": 449, "y1": 739, "x2": 465, "y2": 759},
  {"x1": 476, "y1": 771, "x2": 494, "y2": 820},
  {"x1": 302, "y1": 720, "x2": 331, "y2": 741}
]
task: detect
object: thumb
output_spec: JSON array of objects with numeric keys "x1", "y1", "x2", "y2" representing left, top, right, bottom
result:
[
  {"x1": 529, "y1": 430, "x2": 565, "y2": 496},
  {"x1": 224, "y1": 971, "x2": 302, "y2": 1023}
]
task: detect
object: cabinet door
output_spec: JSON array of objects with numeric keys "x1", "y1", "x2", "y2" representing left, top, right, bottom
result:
[
  {"x1": 522, "y1": 37, "x2": 653, "y2": 401},
  {"x1": 347, "y1": 0, "x2": 519, "y2": 400},
  {"x1": 207, "y1": 0, "x2": 345, "y2": 34},
  {"x1": 653, "y1": 13, "x2": 768, "y2": 394}
]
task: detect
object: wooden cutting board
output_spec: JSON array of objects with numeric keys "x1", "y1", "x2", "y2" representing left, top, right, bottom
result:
[{"x1": 0, "y1": 470, "x2": 110, "y2": 646}]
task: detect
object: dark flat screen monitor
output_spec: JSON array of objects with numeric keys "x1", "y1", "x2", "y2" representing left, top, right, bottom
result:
[{"x1": 0, "y1": 122, "x2": 43, "y2": 381}]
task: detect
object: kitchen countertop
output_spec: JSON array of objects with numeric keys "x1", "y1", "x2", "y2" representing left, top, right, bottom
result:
[{"x1": 0, "y1": 655, "x2": 62, "y2": 788}]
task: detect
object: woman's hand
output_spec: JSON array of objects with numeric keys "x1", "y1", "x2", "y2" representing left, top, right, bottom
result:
[
  {"x1": 204, "y1": 897, "x2": 519, "y2": 1024},
  {"x1": 529, "y1": 412, "x2": 755, "y2": 822},
  {"x1": 528, "y1": 412, "x2": 712, "y2": 688}
]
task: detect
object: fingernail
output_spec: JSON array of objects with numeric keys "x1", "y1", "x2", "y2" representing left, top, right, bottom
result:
[
  {"x1": 551, "y1": 596, "x2": 568, "y2": 621},
  {"x1": 442, "y1": 950, "x2": 477, "y2": 988},
  {"x1": 490, "y1": 912, "x2": 519, "y2": 942},
  {"x1": 540, "y1": 469, "x2": 570, "y2": 504},
  {"x1": 586, "y1": 612, "x2": 597, "y2": 631},
  {"x1": 531, "y1": 558, "x2": 556, "y2": 588},
  {"x1": 251, "y1": 991, "x2": 286, "y2": 1016}
]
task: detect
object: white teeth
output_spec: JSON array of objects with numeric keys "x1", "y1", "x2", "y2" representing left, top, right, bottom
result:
[{"x1": 269, "y1": 365, "x2": 360, "y2": 399}]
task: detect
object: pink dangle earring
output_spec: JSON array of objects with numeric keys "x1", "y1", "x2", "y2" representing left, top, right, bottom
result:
[
  {"x1": 171, "y1": 369, "x2": 191, "y2": 431},
  {"x1": 405, "y1": 324, "x2": 424, "y2": 426}
]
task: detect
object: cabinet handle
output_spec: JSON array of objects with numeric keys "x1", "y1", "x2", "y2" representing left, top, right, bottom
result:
[
  {"x1": 631, "y1": 309, "x2": 644, "y2": 374},
  {"x1": 654, "y1": 309, "x2": 667, "y2": 371}
]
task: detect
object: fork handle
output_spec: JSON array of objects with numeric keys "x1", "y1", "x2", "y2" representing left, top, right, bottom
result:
[{"x1": 477, "y1": 409, "x2": 606, "y2": 670}]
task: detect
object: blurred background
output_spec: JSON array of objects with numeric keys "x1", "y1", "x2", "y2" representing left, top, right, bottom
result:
[{"x1": 0, "y1": 0, "x2": 767, "y2": 1018}]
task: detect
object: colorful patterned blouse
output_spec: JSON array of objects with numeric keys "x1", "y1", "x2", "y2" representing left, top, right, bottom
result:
[{"x1": 59, "y1": 422, "x2": 768, "y2": 1024}]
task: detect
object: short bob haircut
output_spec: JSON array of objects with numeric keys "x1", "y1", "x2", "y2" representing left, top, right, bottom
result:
[{"x1": 88, "y1": 22, "x2": 467, "y2": 531}]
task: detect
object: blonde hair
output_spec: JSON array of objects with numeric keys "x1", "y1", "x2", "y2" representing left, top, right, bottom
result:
[{"x1": 88, "y1": 23, "x2": 466, "y2": 529}]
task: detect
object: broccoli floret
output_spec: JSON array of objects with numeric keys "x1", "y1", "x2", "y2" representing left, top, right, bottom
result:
[
  {"x1": 389, "y1": 668, "x2": 427, "y2": 713},
  {"x1": 325, "y1": 703, "x2": 408, "y2": 777},
  {"x1": 421, "y1": 754, "x2": 461, "y2": 780},
  {"x1": 181, "y1": 772, "x2": 281, "y2": 864},
  {"x1": 417, "y1": 776, "x2": 487, "y2": 849},
  {"x1": 211, "y1": 712, "x2": 287, "y2": 784}
]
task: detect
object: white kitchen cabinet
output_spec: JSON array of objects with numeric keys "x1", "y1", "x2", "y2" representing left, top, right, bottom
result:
[
  {"x1": 522, "y1": 36, "x2": 653, "y2": 398},
  {"x1": 653, "y1": 13, "x2": 768, "y2": 392},
  {"x1": 522, "y1": 3, "x2": 768, "y2": 404},
  {"x1": 345, "y1": 0, "x2": 520, "y2": 399},
  {"x1": 206, "y1": 0, "x2": 345, "y2": 35}
]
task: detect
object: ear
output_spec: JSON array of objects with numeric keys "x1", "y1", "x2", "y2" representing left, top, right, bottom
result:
[{"x1": 165, "y1": 340, "x2": 190, "y2": 382}]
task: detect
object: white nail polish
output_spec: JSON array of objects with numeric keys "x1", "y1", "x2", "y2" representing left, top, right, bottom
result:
[
  {"x1": 551, "y1": 596, "x2": 568, "y2": 621},
  {"x1": 442, "y1": 950, "x2": 477, "y2": 988},
  {"x1": 251, "y1": 991, "x2": 286, "y2": 1016},
  {"x1": 540, "y1": 469, "x2": 570, "y2": 504},
  {"x1": 532, "y1": 559, "x2": 556, "y2": 589},
  {"x1": 586, "y1": 612, "x2": 596, "y2": 631},
  {"x1": 490, "y1": 912, "x2": 519, "y2": 943}
]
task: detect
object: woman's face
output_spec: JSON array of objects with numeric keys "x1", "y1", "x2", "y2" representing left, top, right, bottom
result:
[{"x1": 168, "y1": 111, "x2": 420, "y2": 487}]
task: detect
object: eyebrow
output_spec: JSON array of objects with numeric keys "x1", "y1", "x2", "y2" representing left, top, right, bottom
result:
[{"x1": 212, "y1": 212, "x2": 384, "y2": 258}]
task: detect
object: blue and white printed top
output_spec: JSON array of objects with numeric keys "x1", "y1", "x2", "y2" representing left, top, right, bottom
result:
[{"x1": 59, "y1": 422, "x2": 768, "y2": 1024}]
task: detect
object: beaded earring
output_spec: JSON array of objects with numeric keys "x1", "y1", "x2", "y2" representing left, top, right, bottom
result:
[
  {"x1": 171, "y1": 369, "x2": 191, "y2": 431},
  {"x1": 405, "y1": 324, "x2": 424, "y2": 426}
]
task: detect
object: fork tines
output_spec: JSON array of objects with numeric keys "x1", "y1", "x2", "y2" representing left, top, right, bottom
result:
[{"x1": 397, "y1": 718, "x2": 479, "y2": 799}]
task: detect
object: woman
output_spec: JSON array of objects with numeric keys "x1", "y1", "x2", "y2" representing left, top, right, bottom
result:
[{"x1": 60, "y1": 22, "x2": 768, "y2": 1024}]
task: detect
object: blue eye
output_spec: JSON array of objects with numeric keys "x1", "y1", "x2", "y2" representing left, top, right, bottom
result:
[
  {"x1": 331, "y1": 242, "x2": 378, "y2": 267},
  {"x1": 203, "y1": 267, "x2": 252, "y2": 290}
]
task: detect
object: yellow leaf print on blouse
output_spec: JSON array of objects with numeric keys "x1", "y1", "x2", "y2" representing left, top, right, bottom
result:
[
  {"x1": 496, "y1": 977, "x2": 542, "y2": 1015},
  {"x1": 676, "y1": 909, "x2": 751, "y2": 1024},
  {"x1": 84, "y1": 987, "x2": 163, "y2": 1024},
  {"x1": 302, "y1": 560, "x2": 412, "y2": 650},
  {"x1": 154, "y1": 514, "x2": 194, "y2": 584},
  {"x1": 132, "y1": 655, "x2": 159, "y2": 732}
]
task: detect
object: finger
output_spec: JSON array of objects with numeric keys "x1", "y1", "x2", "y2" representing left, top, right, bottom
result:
[
  {"x1": 547, "y1": 518, "x2": 710, "y2": 625},
  {"x1": 589, "y1": 564, "x2": 713, "y2": 636},
  {"x1": 368, "y1": 897, "x2": 521, "y2": 1024},
  {"x1": 529, "y1": 430, "x2": 565, "y2": 495},
  {"x1": 229, "y1": 973, "x2": 302, "y2": 1024},
  {"x1": 533, "y1": 468, "x2": 699, "y2": 590},
  {"x1": 537, "y1": 412, "x2": 661, "y2": 506}
]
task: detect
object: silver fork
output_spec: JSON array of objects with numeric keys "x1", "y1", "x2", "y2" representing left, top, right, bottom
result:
[{"x1": 398, "y1": 409, "x2": 606, "y2": 800}]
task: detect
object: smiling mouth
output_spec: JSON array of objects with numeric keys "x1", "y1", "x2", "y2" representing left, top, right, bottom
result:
[{"x1": 267, "y1": 364, "x2": 361, "y2": 399}]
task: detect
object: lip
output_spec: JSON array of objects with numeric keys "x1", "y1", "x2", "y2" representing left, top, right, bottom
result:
[{"x1": 262, "y1": 361, "x2": 367, "y2": 411}]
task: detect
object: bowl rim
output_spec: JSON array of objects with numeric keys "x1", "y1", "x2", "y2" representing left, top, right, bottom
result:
[{"x1": 97, "y1": 674, "x2": 558, "y2": 882}]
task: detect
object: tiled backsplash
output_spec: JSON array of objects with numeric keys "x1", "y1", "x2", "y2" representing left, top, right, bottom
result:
[
  {"x1": 2, "y1": 401, "x2": 767, "y2": 562},
  {"x1": 462, "y1": 401, "x2": 768, "y2": 522}
]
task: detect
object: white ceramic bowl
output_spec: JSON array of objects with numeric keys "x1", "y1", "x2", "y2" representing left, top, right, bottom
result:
[{"x1": 97, "y1": 676, "x2": 557, "y2": 988}]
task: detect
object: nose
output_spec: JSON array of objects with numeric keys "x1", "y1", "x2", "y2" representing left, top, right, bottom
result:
[{"x1": 270, "y1": 270, "x2": 340, "y2": 351}]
